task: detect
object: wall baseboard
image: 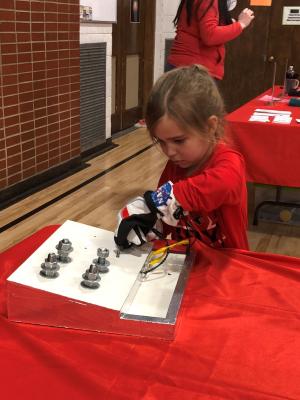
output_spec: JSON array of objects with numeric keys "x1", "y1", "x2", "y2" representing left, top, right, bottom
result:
[{"x1": 0, "y1": 139, "x2": 117, "y2": 210}]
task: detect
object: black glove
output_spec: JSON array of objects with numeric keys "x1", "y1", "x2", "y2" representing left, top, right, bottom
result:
[
  {"x1": 114, "y1": 197, "x2": 160, "y2": 249},
  {"x1": 114, "y1": 182, "x2": 182, "y2": 249}
]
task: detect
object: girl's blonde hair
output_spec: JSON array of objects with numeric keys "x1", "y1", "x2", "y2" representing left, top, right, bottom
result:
[{"x1": 145, "y1": 64, "x2": 226, "y2": 143}]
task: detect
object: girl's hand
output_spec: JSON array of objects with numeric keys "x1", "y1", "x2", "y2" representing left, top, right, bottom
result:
[
  {"x1": 238, "y1": 8, "x2": 255, "y2": 30},
  {"x1": 114, "y1": 196, "x2": 158, "y2": 249}
]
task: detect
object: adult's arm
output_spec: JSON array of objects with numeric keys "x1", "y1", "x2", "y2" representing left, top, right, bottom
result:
[{"x1": 197, "y1": 0, "x2": 243, "y2": 46}]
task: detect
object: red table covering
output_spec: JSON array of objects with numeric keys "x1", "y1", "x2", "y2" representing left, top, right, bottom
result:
[
  {"x1": 226, "y1": 87, "x2": 300, "y2": 187},
  {"x1": 1, "y1": 226, "x2": 300, "y2": 399}
]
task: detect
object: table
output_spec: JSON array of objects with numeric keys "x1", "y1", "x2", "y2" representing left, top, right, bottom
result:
[
  {"x1": 1, "y1": 226, "x2": 300, "y2": 399},
  {"x1": 226, "y1": 87, "x2": 300, "y2": 224}
]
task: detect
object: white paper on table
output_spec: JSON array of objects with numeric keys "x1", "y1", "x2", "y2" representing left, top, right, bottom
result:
[
  {"x1": 252, "y1": 112, "x2": 290, "y2": 118},
  {"x1": 259, "y1": 95, "x2": 281, "y2": 102},
  {"x1": 249, "y1": 114, "x2": 270, "y2": 122},
  {"x1": 273, "y1": 115, "x2": 292, "y2": 124},
  {"x1": 252, "y1": 112, "x2": 274, "y2": 117},
  {"x1": 255, "y1": 108, "x2": 291, "y2": 115}
]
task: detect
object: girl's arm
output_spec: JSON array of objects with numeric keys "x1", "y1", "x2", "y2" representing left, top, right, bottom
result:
[{"x1": 172, "y1": 153, "x2": 245, "y2": 213}]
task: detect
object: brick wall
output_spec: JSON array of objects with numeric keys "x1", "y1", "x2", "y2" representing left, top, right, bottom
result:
[{"x1": 0, "y1": 0, "x2": 80, "y2": 191}]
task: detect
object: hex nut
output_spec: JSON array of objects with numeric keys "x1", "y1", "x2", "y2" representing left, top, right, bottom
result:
[
  {"x1": 94, "y1": 248, "x2": 110, "y2": 272},
  {"x1": 93, "y1": 257, "x2": 109, "y2": 273},
  {"x1": 97, "y1": 248, "x2": 109, "y2": 259},
  {"x1": 56, "y1": 239, "x2": 73, "y2": 253},
  {"x1": 81, "y1": 264, "x2": 101, "y2": 289},
  {"x1": 40, "y1": 253, "x2": 60, "y2": 279}
]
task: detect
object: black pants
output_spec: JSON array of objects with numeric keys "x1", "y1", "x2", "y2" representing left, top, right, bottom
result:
[{"x1": 165, "y1": 63, "x2": 176, "y2": 72}]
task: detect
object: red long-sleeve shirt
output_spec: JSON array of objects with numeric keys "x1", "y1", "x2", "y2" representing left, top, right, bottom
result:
[
  {"x1": 158, "y1": 143, "x2": 249, "y2": 250},
  {"x1": 168, "y1": 0, "x2": 243, "y2": 79}
]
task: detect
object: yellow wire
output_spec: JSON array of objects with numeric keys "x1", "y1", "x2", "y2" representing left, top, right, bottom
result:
[
  {"x1": 146, "y1": 239, "x2": 189, "y2": 268},
  {"x1": 151, "y1": 239, "x2": 189, "y2": 255}
]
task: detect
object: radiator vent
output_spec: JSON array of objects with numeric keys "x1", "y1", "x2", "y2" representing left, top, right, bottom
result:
[{"x1": 80, "y1": 42, "x2": 106, "y2": 152}]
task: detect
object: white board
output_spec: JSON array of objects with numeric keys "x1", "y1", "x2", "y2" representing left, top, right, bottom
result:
[{"x1": 7, "y1": 221, "x2": 186, "y2": 319}]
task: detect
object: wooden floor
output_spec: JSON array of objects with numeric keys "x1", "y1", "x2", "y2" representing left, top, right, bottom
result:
[{"x1": 1, "y1": 128, "x2": 300, "y2": 257}]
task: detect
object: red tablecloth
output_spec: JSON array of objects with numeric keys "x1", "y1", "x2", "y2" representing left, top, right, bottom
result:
[
  {"x1": 226, "y1": 87, "x2": 300, "y2": 187},
  {"x1": 1, "y1": 226, "x2": 300, "y2": 399}
]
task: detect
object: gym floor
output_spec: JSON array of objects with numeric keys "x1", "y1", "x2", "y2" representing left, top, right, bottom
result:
[{"x1": 1, "y1": 128, "x2": 300, "y2": 257}]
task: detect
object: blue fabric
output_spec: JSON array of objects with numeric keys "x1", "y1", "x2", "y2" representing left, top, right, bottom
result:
[{"x1": 151, "y1": 182, "x2": 172, "y2": 208}]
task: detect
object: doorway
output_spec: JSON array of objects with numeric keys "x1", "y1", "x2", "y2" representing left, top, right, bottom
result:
[{"x1": 111, "y1": 0, "x2": 155, "y2": 134}]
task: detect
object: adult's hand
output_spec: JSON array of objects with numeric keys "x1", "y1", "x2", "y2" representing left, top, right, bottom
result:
[{"x1": 238, "y1": 8, "x2": 255, "y2": 30}]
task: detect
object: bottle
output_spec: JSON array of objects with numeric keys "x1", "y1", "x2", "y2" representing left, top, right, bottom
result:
[
  {"x1": 285, "y1": 65, "x2": 300, "y2": 95},
  {"x1": 286, "y1": 66, "x2": 296, "y2": 79}
]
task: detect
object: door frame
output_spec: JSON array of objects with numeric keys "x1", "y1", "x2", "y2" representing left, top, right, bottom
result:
[{"x1": 111, "y1": 0, "x2": 156, "y2": 134}]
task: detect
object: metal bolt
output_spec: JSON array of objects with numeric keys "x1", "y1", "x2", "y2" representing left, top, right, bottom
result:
[
  {"x1": 94, "y1": 248, "x2": 110, "y2": 273},
  {"x1": 97, "y1": 248, "x2": 109, "y2": 263},
  {"x1": 56, "y1": 238, "x2": 73, "y2": 263},
  {"x1": 81, "y1": 264, "x2": 101, "y2": 289},
  {"x1": 40, "y1": 253, "x2": 60, "y2": 279}
]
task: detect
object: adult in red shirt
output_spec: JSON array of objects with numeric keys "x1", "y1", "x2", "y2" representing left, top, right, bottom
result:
[
  {"x1": 115, "y1": 65, "x2": 249, "y2": 251},
  {"x1": 167, "y1": 0, "x2": 255, "y2": 80}
]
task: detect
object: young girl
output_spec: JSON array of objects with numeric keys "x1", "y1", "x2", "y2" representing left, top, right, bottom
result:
[
  {"x1": 115, "y1": 65, "x2": 248, "y2": 250},
  {"x1": 166, "y1": 0, "x2": 254, "y2": 79}
]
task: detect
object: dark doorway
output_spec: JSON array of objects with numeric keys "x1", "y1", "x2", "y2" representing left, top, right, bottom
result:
[{"x1": 111, "y1": 0, "x2": 155, "y2": 133}]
